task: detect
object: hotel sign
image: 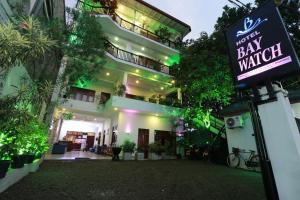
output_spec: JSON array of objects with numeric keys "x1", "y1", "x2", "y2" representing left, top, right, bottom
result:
[{"x1": 225, "y1": 1, "x2": 300, "y2": 88}]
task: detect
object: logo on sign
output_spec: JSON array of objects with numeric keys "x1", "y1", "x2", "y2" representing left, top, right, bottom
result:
[{"x1": 237, "y1": 17, "x2": 268, "y2": 37}]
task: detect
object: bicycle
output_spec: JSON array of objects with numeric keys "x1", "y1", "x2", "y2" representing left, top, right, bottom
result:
[{"x1": 227, "y1": 147, "x2": 261, "y2": 171}]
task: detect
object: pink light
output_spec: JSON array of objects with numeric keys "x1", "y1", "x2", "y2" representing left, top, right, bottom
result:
[
  {"x1": 125, "y1": 123, "x2": 131, "y2": 133},
  {"x1": 237, "y1": 56, "x2": 292, "y2": 81},
  {"x1": 123, "y1": 109, "x2": 139, "y2": 114}
]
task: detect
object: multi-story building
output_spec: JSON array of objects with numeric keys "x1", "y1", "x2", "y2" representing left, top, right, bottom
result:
[{"x1": 51, "y1": 0, "x2": 191, "y2": 157}]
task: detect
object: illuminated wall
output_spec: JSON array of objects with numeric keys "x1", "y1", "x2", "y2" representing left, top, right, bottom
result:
[{"x1": 116, "y1": 111, "x2": 173, "y2": 146}]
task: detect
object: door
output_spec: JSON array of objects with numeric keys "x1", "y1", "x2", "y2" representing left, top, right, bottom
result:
[
  {"x1": 138, "y1": 129, "x2": 149, "y2": 159},
  {"x1": 86, "y1": 136, "x2": 95, "y2": 149}
]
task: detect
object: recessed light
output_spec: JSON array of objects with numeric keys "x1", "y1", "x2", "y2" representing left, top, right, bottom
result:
[
  {"x1": 106, "y1": 72, "x2": 110, "y2": 76},
  {"x1": 141, "y1": 47, "x2": 145, "y2": 51},
  {"x1": 135, "y1": 69, "x2": 140, "y2": 73},
  {"x1": 114, "y1": 37, "x2": 119, "y2": 41},
  {"x1": 164, "y1": 56, "x2": 169, "y2": 60},
  {"x1": 160, "y1": 87, "x2": 164, "y2": 90},
  {"x1": 114, "y1": 108, "x2": 118, "y2": 111},
  {"x1": 136, "y1": 80, "x2": 139, "y2": 84},
  {"x1": 119, "y1": 5, "x2": 124, "y2": 10}
]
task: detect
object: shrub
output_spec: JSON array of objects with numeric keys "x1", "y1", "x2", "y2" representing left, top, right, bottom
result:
[
  {"x1": 0, "y1": 131, "x2": 15, "y2": 160},
  {"x1": 121, "y1": 140, "x2": 135, "y2": 153}
]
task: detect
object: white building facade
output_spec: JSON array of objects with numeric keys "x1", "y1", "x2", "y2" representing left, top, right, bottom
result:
[{"x1": 50, "y1": 0, "x2": 191, "y2": 157}]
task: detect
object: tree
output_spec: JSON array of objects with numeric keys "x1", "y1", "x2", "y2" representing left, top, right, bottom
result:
[
  {"x1": 62, "y1": 8, "x2": 107, "y2": 89},
  {"x1": 174, "y1": 0, "x2": 300, "y2": 129}
]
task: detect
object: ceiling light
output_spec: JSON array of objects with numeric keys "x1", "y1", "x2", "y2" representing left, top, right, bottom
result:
[
  {"x1": 114, "y1": 37, "x2": 119, "y2": 41},
  {"x1": 136, "y1": 80, "x2": 139, "y2": 84},
  {"x1": 171, "y1": 80, "x2": 175, "y2": 84},
  {"x1": 119, "y1": 5, "x2": 124, "y2": 11},
  {"x1": 160, "y1": 87, "x2": 164, "y2": 90},
  {"x1": 164, "y1": 56, "x2": 169, "y2": 60},
  {"x1": 135, "y1": 69, "x2": 139, "y2": 73},
  {"x1": 141, "y1": 47, "x2": 145, "y2": 51},
  {"x1": 106, "y1": 72, "x2": 110, "y2": 76},
  {"x1": 154, "y1": 75, "x2": 158, "y2": 78},
  {"x1": 114, "y1": 108, "x2": 118, "y2": 111}
]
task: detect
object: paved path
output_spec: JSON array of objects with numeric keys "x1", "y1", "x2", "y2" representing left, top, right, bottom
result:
[{"x1": 1, "y1": 160, "x2": 266, "y2": 200}]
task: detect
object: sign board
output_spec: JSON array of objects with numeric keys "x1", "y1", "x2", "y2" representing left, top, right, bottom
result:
[{"x1": 225, "y1": 1, "x2": 300, "y2": 88}]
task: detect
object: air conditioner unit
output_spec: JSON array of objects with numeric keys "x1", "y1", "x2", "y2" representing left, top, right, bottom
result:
[{"x1": 225, "y1": 115, "x2": 244, "y2": 129}]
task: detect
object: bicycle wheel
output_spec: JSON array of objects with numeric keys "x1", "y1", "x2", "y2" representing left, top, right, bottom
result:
[
  {"x1": 249, "y1": 155, "x2": 261, "y2": 172},
  {"x1": 227, "y1": 153, "x2": 240, "y2": 167}
]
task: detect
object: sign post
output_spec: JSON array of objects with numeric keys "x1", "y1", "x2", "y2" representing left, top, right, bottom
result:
[{"x1": 225, "y1": 1, "x2": 300, "y2": 199}]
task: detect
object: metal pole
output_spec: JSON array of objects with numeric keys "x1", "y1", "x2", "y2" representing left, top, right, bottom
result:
[{"x1": 248, "y1": 97, "x2": 279, "y2": 200}]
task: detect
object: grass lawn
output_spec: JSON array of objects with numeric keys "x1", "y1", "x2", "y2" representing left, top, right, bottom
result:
[{"x1": 1, "y1": 160, "x2": 266, "y2": 200}]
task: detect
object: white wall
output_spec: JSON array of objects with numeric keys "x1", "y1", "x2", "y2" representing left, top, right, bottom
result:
[
  {"x1": 1, "y1": 65, "x2": 30, "y2": 97},
  {"x1": 59, "y1": 120, "x2": 103, "y2": 145},
  {"x1": 116, "y1": 111, "x2": 173, "y2": 146}
]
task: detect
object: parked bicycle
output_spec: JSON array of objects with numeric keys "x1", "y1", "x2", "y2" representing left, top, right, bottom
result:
[{"x1": 227, "y1": 147, "x2": 261, "y2": 171}]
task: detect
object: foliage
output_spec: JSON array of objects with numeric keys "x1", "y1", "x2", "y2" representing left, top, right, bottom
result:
[
  {"x1": 0, "y1": 17, "x2": 56, "y2": 76},
  {"x1": 148, "y1": 142, "x2": 164, "y2": 155},
  {"x1": 155, "y1": 26, "x2": 172, "y2": 43},
  {"x1": 114, "y1": 84, "x2": 126, "y2": 96},
  {"x1": 63, "y1": 8, "x2": 106, "y2": 88},
  {"x1": 174, "y1": 0, "x2": 300, "y2": 130},
  {"x1": 0, "y1": 131, "x2": 15, "y2": 160},
  {"x1": 62, "y1": 112, "x2": 73, "y2": 120},
  {"x1": 121, "y1": 140, "x2": 135, "y2": 153},
  {"x1": 12, "y1": 119, "x2": 49, "y2": 156}
]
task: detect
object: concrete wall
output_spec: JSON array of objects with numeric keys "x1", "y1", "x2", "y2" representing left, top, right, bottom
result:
[
  {"x1": 1, "y1": 65, "x2": 30, "y2": 97},
  {"x1": 225, "y1": 102, "x2": 300, "y2": 157},
  {"x1": 116, "y1": 111, "x2": 173, "y2": 146}
]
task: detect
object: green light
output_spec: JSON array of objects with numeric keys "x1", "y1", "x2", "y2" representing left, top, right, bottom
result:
[{"x1": 75, "y1": 77, "x2": 90, "y2": 88}]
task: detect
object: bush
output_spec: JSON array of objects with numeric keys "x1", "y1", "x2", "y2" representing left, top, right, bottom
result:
[
  {"x1": 121, "y1": 140, "x2": 135, "y2": 153},
  {"x1": 0, "y1": 131, "x2": 15, "y2": 160},
  {"x1": 148, "y1": 142, "x2": 164, "y2": 155}
]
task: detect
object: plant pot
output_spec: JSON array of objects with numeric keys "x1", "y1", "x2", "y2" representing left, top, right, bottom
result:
[
  {"x1": 24, "y1": 155, "x2": 35, "y2": 164},
  {"x1": 136, "y1": 152, "x2": 144, "y2": 160},
  {"x1": 112, "y1": 147, "x2": 122, "y2": 161},
  {"x1": 11, "y1": 155, "x2": 27, "y2": 169},
  {"x1": 35, "y1": 153, "x2": 43, "y2": 159},
  {"x1": 123, "y1": 152, "x2": 133, "y2": 160},
  {"x1": 0, "y1": 160, "x2": 11, "y2": 179},
  {"x1": 149, "y1": 153, "x2": 160, "y2": 160}
]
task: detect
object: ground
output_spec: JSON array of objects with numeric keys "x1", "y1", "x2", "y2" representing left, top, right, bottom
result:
[{"x1": 1, "y1": 160, "x2": 266, "y2": 200}]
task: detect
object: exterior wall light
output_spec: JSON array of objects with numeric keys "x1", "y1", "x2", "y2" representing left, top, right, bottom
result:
[
  {"x1": 114, "y1": 37, "x2": 119, "y2": 41},
  {"x1": 106, "y1": 72, "x2": 110, "y2": 76},
  {"x1": 164, "y1": 56, "x2": 169, "y2": 60},
  {"x1": 171, "y1": 80, "x2": 175, "y2": 84},
  {"x1": 135, "y1": 69, "x2": 139, "y2": 73},
  {"x1": 141, "y1": 47, "x2": 145, "y2": 51},
  {"x1": 154, "y1": 75, "x2": 158, "y2": 78},
  {"x1": 160, "y1": 87, "x2": 164, "y2": 90},
  {"x1": 136, "y1": 80, "x2": 139, "y2": 84},
  {"x1": 114, "y1": 108, "x2": 118, "y2": 111}
]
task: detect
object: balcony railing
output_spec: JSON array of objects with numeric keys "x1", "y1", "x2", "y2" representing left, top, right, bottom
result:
[
  {"x1": 105, "y1": 41, "x2": 170, "y2": 74},
  {"x1": 77, "y1": 0, "x2": 179, "y2": 49}
]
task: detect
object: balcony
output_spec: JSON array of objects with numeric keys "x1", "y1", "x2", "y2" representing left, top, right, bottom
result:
[
  {"x1": 105, "y1": 41, "x2": 170, "y2": 74},
  {"x1": 105, "y1": 96, "x2": 181, "y2": 117},
  {"x1": 77, "y1": 0, "x2": 179, "y2": 50}
]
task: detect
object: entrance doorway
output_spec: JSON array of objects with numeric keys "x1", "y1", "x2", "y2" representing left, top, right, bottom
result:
[
  {"x1": 138, "y1": 129, "x2": 149, "y2": 159},
  {"x1": 155, "y1": 130, "x2": 176, "y2": 154}
]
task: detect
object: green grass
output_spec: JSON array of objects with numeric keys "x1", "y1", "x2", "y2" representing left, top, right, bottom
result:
[{"x1": 1, "y1": 160, "x2": 266, "y2": 200}]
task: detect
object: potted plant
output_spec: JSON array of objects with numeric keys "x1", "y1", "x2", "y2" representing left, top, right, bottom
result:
[
  {"x1": 114, "y1": 84, "x2": 126, "y2": 97},
  {"x1": 149, "y1": 142, "x2": 163, "y2": 160},
  {"x1": 0, "y1": 131, "x2": 14, "y2": 178},
  {"x1": 136, "y1": 147, "x2": 145, "y2": 160},
  {"x1": 121, "y1": 140, "x2": 135, "y2": 160}
]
